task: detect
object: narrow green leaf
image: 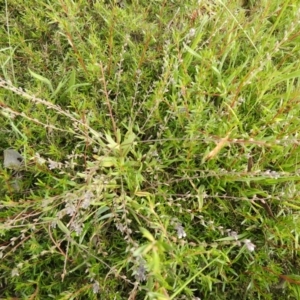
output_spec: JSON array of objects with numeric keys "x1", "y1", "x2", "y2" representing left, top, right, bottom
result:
[
  {"x1": 140, "y1": 227, "x2": 155, "y2": 242},
  {"x1": 57, "y1": 220, "x2": 71, "y2": 236},
  {"x1": 28, "y1": 68, "x2": 54, "y2": 92}
]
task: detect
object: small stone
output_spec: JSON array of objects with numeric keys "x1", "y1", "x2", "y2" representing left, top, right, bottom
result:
[{"x1": 3, "y1": 149, "x2": 23, "y2": 169}]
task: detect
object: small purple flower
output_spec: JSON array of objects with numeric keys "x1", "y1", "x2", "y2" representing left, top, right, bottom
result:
[
  {"x1": 51, "y1": 220, "x2": 57, "y2": 228},
  {"x1": 133, "y1": 258, "x2": 147, "y2": 282}
]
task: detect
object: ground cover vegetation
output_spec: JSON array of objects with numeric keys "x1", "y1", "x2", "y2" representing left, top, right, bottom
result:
[{"x1": 1, "y1": 0, "x2": 300, "y2": 299}]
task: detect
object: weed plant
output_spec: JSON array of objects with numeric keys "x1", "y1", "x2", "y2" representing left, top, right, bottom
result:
[{"x1": 1, "y1": 0, "x2": 300, "y2": 299}]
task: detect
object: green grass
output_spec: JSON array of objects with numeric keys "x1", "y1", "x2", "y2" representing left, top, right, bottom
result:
[{"x1": 1, "y1": 0, "x2": 300, "y2": 299}]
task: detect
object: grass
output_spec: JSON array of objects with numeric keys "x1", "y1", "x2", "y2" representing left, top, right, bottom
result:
[{"x1": 1, "y1": 0, "x2": 300, "y2": 299}]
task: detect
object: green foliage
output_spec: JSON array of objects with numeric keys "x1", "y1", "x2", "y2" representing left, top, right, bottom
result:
[{"x1": 1, "y1": 0, "x2": 300, "y2": 299}]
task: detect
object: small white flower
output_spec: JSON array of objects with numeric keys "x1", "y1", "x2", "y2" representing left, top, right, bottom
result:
[
  {"x1": 244, "y1": 239, "x2": 256, "y2": 252},
  {"x1": 34, "y1": 152, "x2": 46, "y2": 165},
  {"x1": 71, "y1": 221, "x2": 83, "y2": 236},
  {"x1": 65, "y1": 202, "x2": 76, "y2": 216},
  {"x1": 11, "y1": 268, "x2": 19, "y2": 277},
  {"x1": 48, "y1": 158, "x2": 62, "y2": 170},
  {"x1": 116, "y1": 222, "x2": 126, "y2": 233},
  {"x1": 229, "y1": 231, "x2": 238, "y2": 240},
  {"x1": 92, "y1": 280, "x2": 100, "y2": 294},
  {"x1": 81, "y1": 191, "x2": 94, "y2": 209},
  {"x1": 189, "y1": 28, "x2": 196, "y2": 37},
  {"x1": 175, "y1": 223, "x2": 186, "y2": 239},
  {"x1": 93, "y1": 146, "x2": 98, "y2": 153}
]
